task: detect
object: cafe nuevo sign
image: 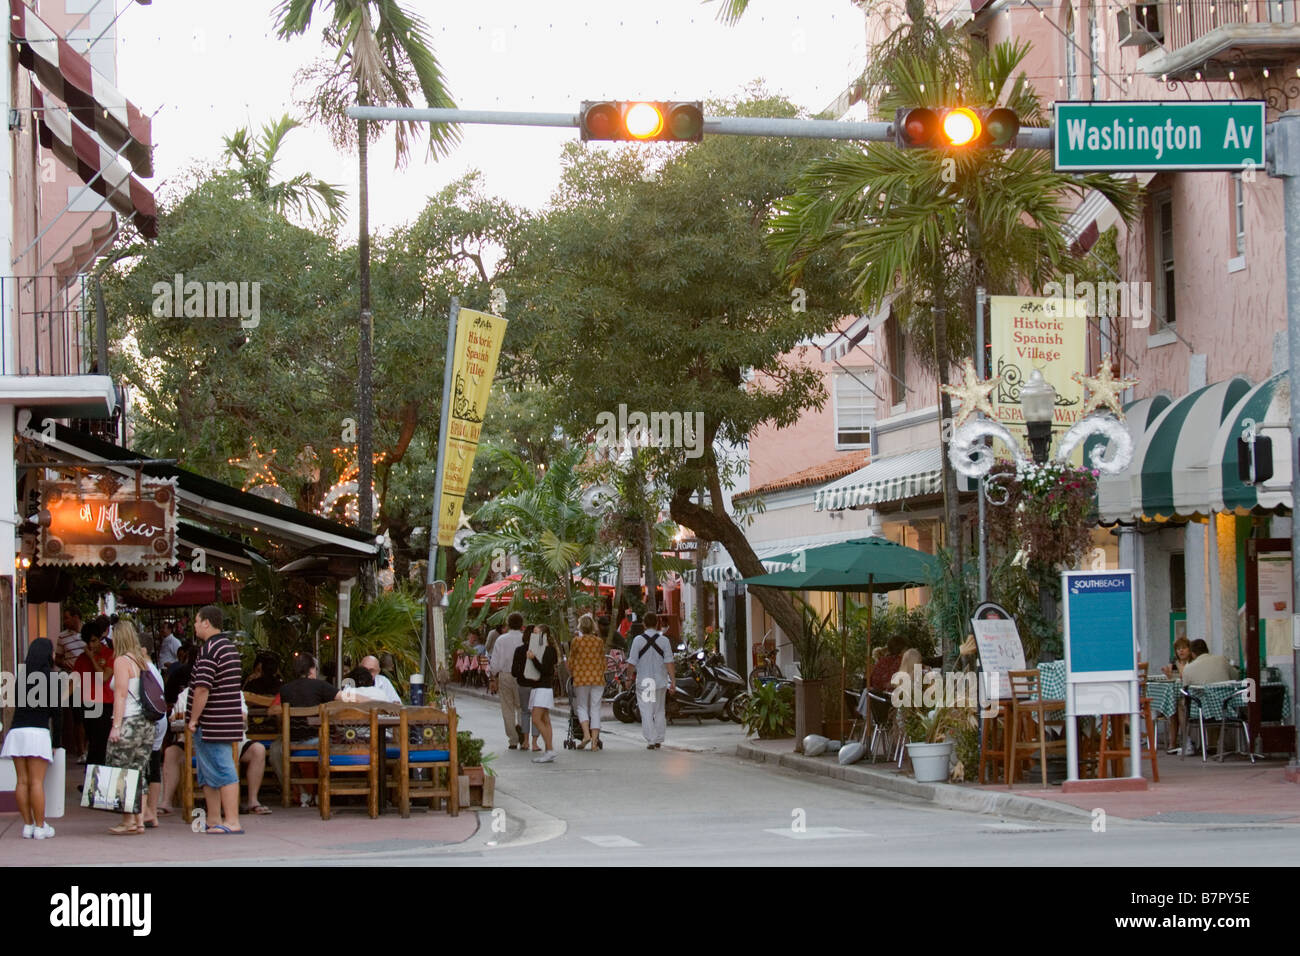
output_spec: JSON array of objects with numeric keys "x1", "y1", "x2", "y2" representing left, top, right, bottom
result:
[{"x1": 39, "y1": 477, "x2": 177, "y2": 566}]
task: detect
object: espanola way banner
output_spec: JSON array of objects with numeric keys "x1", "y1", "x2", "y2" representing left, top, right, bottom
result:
[
  {"x1": 437, "y1": 308, "x2": 508, "y2": 547},
  {"x1": 989, "y1": 295, "x2": 1087, "y2": 454}
]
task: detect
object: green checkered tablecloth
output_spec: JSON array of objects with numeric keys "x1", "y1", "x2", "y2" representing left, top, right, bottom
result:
[
  {"x1": 1038, "y1": 660, "x2": 1066, "y2": 700},
  {"x1": 1184, "y1": 681, "x2": 1292, "y2": 723},
  {"x1": 1144, "y1": 678, "x2": 1180, "y2": 718}
]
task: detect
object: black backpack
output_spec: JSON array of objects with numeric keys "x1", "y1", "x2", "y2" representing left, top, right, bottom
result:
[{"x1": 636, "y1": 633, "x2": 666, "y2": 663}]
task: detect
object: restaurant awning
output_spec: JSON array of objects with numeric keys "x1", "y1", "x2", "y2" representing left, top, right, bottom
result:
[
  {"x1": 813, "y1": 446, "x2": 943, "y2": 512},
  {"x1": 32, "y1": 83, "x2": 158, "y2": 238},
  {"x1": 11, "y1": 0, "x2": 153, "y2": 176},
  {"x1": 1208, "y1": 370, "x2": 1293, "y2": 514},
  {"x1": 1092, "y1": 394, "x2": 1171, "y2": 524}
]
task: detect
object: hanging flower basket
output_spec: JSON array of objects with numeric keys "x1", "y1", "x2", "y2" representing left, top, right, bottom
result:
[{"x1": 985, "y1": 460, "x2": 1099, "y2": 570}]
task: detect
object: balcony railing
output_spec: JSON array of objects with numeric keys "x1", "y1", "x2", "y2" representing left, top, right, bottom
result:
[
  {"x1": 1158, "y1": 0, "x2": 1299, "y2": 53},
  {"x1": 0, "y1": 275, "x2": 99, "y2": 378}
]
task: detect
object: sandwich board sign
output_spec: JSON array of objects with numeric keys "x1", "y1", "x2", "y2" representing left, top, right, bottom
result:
[
  {"x1": 970, "y1": 601, "x2": 1025, "y2": 704},
  {"x1": 1062, "y1": 570, "x2": 1142, "y2": 784}
]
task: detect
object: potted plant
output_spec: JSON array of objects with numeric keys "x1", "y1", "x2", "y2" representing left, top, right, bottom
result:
[
  {"x1": 456, "y1": 730, "x2": 497, "y2": 808},
  {"x1": 790, "y1": 602, "x2": 835, "y2": 751},
  {"x1": 903, "y1": 705, "x2": 974, "y2": 783},
  {"x1": 742, "y1": 680, "x2": 795, "y2": 739}
]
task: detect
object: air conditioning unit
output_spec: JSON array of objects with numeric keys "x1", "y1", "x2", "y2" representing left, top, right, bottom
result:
[{"x1": 1117, "y1": 3, "x2": 1163, "y2": 46}]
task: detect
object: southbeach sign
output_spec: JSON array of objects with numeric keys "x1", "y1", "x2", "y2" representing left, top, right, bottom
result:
[{"x1": 1054, "y1": 101, "x2": 1265, "y2": 172}]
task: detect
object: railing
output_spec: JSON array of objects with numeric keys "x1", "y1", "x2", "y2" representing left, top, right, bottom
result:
[
  {"x1": 0, "y1": 274, "x2": 98, "y2": 377},
  {"x1": 1158, "y1": 0, "x2": 1300, "y2": 53}
]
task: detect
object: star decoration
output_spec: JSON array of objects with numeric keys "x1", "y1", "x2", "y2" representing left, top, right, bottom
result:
[
  {"x1": 228, "y1": 441, "x2": 277, "y2": 490},
  {"x1": 940, "y1": 357, "x2": 1003, "y2": 428},
  {"x1": 1072, "y1": 354, "x2": 1139, "y2": 419}
]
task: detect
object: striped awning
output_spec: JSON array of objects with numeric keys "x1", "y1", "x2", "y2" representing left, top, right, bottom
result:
[
  {"x1": 1208, "y1": 371, "x2": 1292, "y2": 513},
  {"x1": 32, "y1": 84, "x2": 157, "y2": 238},
  {"x1": 820, "y1": 293, "x2": 896, "y2": 362},
  {"x1": 1093, "y1": 394, "x2": 1171, "y2": 524},
  {"x1": 11, "y1": 0, "x2": 153, "y2": 176},
  {"x1": 814, "y1": 446, "x2": 943, "y2": 512}
]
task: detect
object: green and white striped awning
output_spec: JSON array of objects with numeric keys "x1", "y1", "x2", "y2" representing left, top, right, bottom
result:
[
  {"x1": 1209, "y1": 371, "x2": 1292, "y2": 514},
  {"x1": 1093, "y1": 394, "x2": 1171, "y2": 524},
  {"x1": 814, "y1": 446, "x2": 944, "y2": 512}
]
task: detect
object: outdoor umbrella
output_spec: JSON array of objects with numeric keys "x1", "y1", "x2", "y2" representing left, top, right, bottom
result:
[{"x1": 744, "y1": 537, "x2": 938, "y2": 740}]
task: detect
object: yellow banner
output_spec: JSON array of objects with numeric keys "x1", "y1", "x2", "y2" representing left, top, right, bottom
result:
[
  {"x1": 989, "y1": 295, "x2": 1088, "y2": 456},
  {"x1": 437, "y1": 307, "x2": 508, "y2": 546}
]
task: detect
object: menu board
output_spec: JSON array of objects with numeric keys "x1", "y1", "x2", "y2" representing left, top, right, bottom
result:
[
  {"x1": 970, "y1": 601, "x2": 1025, "y2": 701},
  {"x1": 1258, "y1": 554, "x2": 1291, "y2": 620}
]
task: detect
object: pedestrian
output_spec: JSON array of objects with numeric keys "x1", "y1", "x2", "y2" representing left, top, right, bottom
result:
[
  {"x1": 568, "y1": 614, "x2": 606, "y2": 750},
  {"x1": 2, "y1": 635, "x2": 60, "y2": 839},
  {"x1": 104, "y1": 620, "x2": 154, "y2": 835},
  {"x1": 484, "y1": 627, "x2": 501, "y2": 656},
  {"x1": 514, "y1": 624, "x2": 559, "y2": 763},
  {"x1": 186, "y1": 605, "x2": 245, "y2": 835},
  {"x1": 74, "y1": 617, "x2": 113, "y2": 765},
  {"x1": 141, "y1": 655, "x2": 167, "y2": 829},
  {"x1": 626, "y1": 611, "x2": 675, "y2": 750},
  {"x1": 55, "y1": 608, "x2": 86, "y2": 763},
  {"x1": 157, "y1": 619, "x2": 182, "y2": 675},
  {"x1": 488, "y1": 612, "x2": 529, "y2": 750}
]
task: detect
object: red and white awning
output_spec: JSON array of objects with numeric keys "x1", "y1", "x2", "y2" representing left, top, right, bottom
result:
[
  {"x1": 32, "y1": 84, "x2": 157, "y2": 238},
  {"x1": 11, "y1": 0, "x2": 153, "y2": 177}
]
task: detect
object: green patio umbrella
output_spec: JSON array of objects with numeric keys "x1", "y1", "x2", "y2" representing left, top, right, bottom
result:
[{"x1": 744, "y1": 537, "x2": 938, "y2": 742}]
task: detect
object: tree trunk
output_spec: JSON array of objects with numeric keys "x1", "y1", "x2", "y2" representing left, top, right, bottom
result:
[
  {"x1": 357, "y1": 101, "x2": 375, "y2": 599},
  {"x1": 642, "y1": 518, "x2": 658, "y2": 615}
]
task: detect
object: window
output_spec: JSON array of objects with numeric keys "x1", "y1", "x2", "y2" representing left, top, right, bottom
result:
[
  {"x1": 1153, "y1": 192, "x2": 1176, "y2": 327},
  {"x1": 1088, "y1": 4, "x2": 1101, "y2": 96},
  {"x1": 1170, "y1": 552, "x2": 1186, "y2": 612},
  {"x1": 1064, "y1": 6, "x2": 1078, "y2": 99},
  {"x1": 886, "y1": 314, "x2": 907, "y2": 407},
  {"x1": 834, "y1": 368, "x2": 876, "y2": 447},
  {"x1": 1231, "y1": 172, "x2": 1246, "y2": 258}
]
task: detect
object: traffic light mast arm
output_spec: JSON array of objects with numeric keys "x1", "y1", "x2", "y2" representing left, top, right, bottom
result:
[{"x1": 346, "y1": 104, "x2": 1053, "y2": 148}]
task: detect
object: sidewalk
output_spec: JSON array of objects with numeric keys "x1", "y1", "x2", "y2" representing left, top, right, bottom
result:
[{"x1": 737, "y1": 737, "x2": 1300, "y2": 825}]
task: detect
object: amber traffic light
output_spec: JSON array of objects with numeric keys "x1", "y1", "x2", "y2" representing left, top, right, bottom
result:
[
  {"x1": 894, "y1": 107, "x2": 1020, "y2": 148},
  {"x1": 579, "y1": 101, "x2": 705, "y2": 142}
]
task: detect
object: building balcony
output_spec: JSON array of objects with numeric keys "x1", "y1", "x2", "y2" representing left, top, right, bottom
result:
[{"x1": 1137, "y1": 0, "x2": 1300, "y2": 81}]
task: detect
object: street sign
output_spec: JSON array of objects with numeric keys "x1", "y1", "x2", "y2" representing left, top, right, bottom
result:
[{"x1": 1054, "y1": 100, "x2": 1265, "y2": 172}]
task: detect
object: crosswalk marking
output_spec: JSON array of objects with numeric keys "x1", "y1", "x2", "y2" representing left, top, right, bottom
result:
[{"x1": 582, "y1": 835, "x2": 642, "y2": 848}]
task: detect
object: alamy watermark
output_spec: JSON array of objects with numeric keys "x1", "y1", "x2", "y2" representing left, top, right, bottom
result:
[
  {"x1": 1, "y1": 669, "x2": 104, "y2": 716},
  {"x1": 1043, "y1": 273, "x2": 1152, "y2": 329},
  {"x1": 152, "y1": 273, "x2": 261, "y2": 329},
  {"x1": 594, "y1": 404, "x2": 705, "y2": 459}
]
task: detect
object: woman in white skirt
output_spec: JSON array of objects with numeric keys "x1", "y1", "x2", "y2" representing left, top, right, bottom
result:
[
  {"x1": 1, "y1": 637, "x2": 58, "y2": 839},
  {"x1": 513, "y1": 624, "x2": 559, "y2": 763}
]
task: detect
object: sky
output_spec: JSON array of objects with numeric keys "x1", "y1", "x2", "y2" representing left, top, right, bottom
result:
[{"x1": 115, "y1": 0, "x2": 868, "y2": 232}]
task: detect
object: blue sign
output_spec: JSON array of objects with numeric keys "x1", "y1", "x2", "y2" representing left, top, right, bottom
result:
[{"x1": 1063, "y1": 571, "x2": 1136, "y2": 674}]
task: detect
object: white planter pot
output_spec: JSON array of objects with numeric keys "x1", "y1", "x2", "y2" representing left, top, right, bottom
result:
[{"x1": 906, "y1": 741, "x2": 955, "y2": 783}]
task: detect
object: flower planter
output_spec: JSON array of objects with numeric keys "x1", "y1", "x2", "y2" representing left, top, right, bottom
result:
[
  {"x1": 460, "y1": 766, "x2": 490, "y2": 807},
  {"x1": 906, "y1": 741, "x2": 955, "y2": 783},
  {"x1": 793, "y1": 679, "x2": 825, "y2": 753}
]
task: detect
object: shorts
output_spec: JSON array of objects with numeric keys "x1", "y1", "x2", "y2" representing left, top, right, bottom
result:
[
  {"x1": 529, "y1": 687, "x2": 555, "y2": 710},
  {"x1": 194, "y1": 730, "x2": 239, "y2": 788}
]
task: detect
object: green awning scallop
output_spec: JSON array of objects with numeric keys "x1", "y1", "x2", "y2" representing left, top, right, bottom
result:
[{"x1": 1209, "y1": 371, "x2": 1292, "y2": 514}]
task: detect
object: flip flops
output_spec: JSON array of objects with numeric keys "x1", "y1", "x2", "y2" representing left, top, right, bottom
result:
[
  {"x1": 206, "y1": 824, "x2": 245, "y2": 835},
  {"x1": 108, "y1": 823, "x2": 143, "y2": 835},
  {"x1": 248, "y1": 804, "x2": 272, "y2": 815}
]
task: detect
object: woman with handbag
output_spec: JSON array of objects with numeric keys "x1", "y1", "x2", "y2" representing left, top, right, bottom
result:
[
  {"x1": 104, "y1": 620, "x2": 154, "y2": 835},
  {"x1": 2, "y1": 636, "x2": 60, "y2": 839},
  {"x1": 513, "y1": 624, "x2": 559, "y2": 763}
]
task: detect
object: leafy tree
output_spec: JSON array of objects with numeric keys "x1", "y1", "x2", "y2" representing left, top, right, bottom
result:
[
  {"x1": 507, "y1": 94, "x2": 856, "y2": 645},
  {"x1": 222, "y1": 113, "x2": 346, "y2": 223}
]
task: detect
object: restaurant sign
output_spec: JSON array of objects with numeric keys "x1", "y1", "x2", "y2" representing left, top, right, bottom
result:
[{"x1": 39, "y1": 477, "x2": 177, "y2": 566}]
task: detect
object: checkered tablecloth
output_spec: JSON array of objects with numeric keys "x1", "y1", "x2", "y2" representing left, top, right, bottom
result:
[
  {"x1": 1184, "y1": 681, "x2": 1292, "y2": 723},
  {"x1": 1037, "y1": 661, "x2": 1066, "y2": 701},
  {"x1": 1144, "y1": 678, "x2": 1180, "y2": 718}
]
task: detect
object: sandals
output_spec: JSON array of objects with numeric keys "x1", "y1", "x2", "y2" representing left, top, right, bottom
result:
[
  {"x1": 206, "y1": 824, "x2": 245, "y2": 835},
  {"x1": 248, "y1": 804, "x2": 273, "y2": 815},
  {"x1": 108, "y1": 823, "x2": 143, "y2": 835}
]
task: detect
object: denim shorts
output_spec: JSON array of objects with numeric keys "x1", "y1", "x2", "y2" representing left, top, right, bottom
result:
[{"x1": 195, "y1": 730, "x2": 239, "y2": 788}]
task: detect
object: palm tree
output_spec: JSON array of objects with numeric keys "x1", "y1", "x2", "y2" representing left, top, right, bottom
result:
[
  {"x1": 274, "y1": 1, "x2": 460, "y2": 555},
  {"x1": 766, "y1": 32, "x2": 1139, "y2": 561},
  {"x1": 222, "y1": 113, "x2": 346, "y2": 222}
]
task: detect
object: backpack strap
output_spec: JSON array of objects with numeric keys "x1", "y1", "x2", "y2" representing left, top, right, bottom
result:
[{"x1": 636, "y1": 634, "x2": 664, "y2": 663}]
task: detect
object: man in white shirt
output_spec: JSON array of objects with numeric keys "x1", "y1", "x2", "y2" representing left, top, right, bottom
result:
[
  {"x1": 489, "y1": 612, "x2": 529, "y2": 750},
  {"x1": 626, "y1": 612, "x2": 676, "y2": 750},
  {"x1": 158, "y1": 620, "x2": 182, "y2": 674},
  {"x1": 360, "y1": 655, "x2": 401, "y2": 703},
  {"x1": 1182, "y1": 639, "x2": 1233, "y2": 685}
]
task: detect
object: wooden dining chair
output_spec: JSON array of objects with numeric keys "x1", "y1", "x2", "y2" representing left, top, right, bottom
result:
[
  {"x1": 278, "y1": 705, "x2": 325, "y2": 808},
  {"x1": 978, "y1": 699, "x2": 1012, "y2": 784},
  {"x1": 1008, "y1": 669, "x2": 1067, "y2": 787},
  {"x1": 318, "y1": 702, "x2": 379, "y2": 820},
  {"x1": 181, "y1": 725, "x2": 240, "y2": 823},
  {"x1": 1098, "y1": 663, "x2": 1160, "y2": 781},
  {"x1": 386, "y1": 706, "x2": 460, "y2": 817}
]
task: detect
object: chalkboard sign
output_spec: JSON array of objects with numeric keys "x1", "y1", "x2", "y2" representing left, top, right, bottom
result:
[{"x1": 1063, "y1": 571, "x2": 1136, "y2": 677}]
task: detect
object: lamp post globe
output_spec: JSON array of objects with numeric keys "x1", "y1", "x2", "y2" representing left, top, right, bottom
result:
[{"x1": 1020, "y1": 368, "x2": 1057, "y2": 465}]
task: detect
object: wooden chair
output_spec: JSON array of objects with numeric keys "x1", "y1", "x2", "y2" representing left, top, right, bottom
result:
[
  {"x1": 1097, "y1": 662, "x2": 1160, "y2": 781},
  {"x1": 386, "y1": 706, "x2": 460, "y2": 817},
  {"x1": 978, "y1": 699, "x2": 1012, "y2": 784},
  {"x1": 277, "y1": 704, "x2": 326, "y2": 808},
  {"x1": 318, "y1": 702, "x2": 379, "y2": 820},
  {"x1": 180, "y1": 725, "x2": 241, "y2": 823},
  {"x1": 1008, "y1": 669, "x2": 1067, "y2": 787},
  {"x1": 243, "y1": 692, "x2": 280, "y2": 800}
]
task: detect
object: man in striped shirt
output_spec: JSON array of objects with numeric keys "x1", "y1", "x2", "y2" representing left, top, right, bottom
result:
[{"x1": 187, "y1": 605, "x2": 245, "y2": 835}]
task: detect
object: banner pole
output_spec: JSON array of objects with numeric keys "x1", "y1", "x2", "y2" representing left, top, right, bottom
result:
[{"x1": 423, "y1": 298, "x2": 460, "y2": 684}]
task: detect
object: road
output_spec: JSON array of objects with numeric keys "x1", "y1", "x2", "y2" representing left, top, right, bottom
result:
[{"x1": 272, "y1": 694, "x2": 1300, "y2": 866}]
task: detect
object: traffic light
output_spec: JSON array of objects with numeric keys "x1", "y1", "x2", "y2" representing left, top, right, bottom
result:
[
  {"x1": 579, "y1": 101, "x2": 705, "y2": 142},
  {"x1": 894, "y1": 107, "x2": 1020, "y2": 148}
]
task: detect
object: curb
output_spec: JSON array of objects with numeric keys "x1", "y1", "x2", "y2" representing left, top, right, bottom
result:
[{"x1": 736, "y1": 741, "x2": 1096, "y2": 824}]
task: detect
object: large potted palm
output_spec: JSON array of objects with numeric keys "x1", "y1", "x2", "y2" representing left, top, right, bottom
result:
[{"x1": 790, "y1": 602, "x2": 835, "y2": 751}]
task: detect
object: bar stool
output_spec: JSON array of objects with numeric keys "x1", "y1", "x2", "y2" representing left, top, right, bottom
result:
[
  {"x1": 1008, "y1": 669, "x2": 1067, "y2": 787},
  {"x1": 978, "y1": 698, "x2": 1011, "y2": 784},
  {"x1": 1097, "y1": 663, "x2": 1159, "y2": 781}
]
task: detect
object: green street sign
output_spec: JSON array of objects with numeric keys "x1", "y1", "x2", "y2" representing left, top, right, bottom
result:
[{"x1": 1054, "y1": 100, "x2": 1265, "y2": 172}]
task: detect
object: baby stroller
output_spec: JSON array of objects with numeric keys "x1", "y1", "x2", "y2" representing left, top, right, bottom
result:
[{"x1": 561, "y1": 677, "x2": 603, "y2": 749}]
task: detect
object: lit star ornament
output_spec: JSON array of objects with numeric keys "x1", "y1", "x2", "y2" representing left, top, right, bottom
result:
[
  {"x1": 228, "y1": 441, "x2": 277, "y2": 489},
  {"x1": 1072, "y1": 354, "x2": 1139, "y2": 419},
  {"x1": 940, "y1": 357, "x2": 1003, "y2": 428}
]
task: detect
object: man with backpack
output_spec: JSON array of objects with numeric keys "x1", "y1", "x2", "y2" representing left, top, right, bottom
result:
[{"x1": 625, "y1": 612, "x2": 675, "y2": 750}]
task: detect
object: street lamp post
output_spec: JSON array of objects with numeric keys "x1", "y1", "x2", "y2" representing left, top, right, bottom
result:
[{"x1": 1020, "y1": 369, "x2": 1057, "y2": 465}]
